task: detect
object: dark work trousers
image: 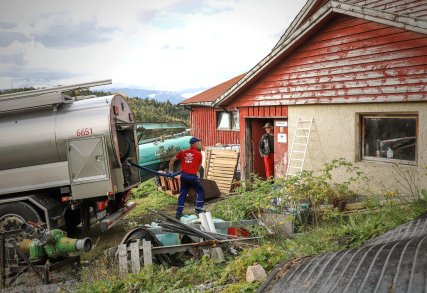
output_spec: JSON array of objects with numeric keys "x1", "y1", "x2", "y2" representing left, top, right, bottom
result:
[{"x1": 176, "y1": 172, "x2": 205, "y2": 216}]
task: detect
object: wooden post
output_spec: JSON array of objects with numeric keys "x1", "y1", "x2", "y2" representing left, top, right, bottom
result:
[
  {"x1": 118, "y1": 244, "x2": 128, "y2": 277},
  {"x1": 130, "y1": 240, "x2": 141, "y2": 274},
  {"x1": 142, "y1": 240, "x2": 152, "y2": 266}
]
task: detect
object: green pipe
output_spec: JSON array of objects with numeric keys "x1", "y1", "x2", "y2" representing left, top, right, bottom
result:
[{"x1": 21, "y1": 229, "x2": 92, "y2": 260}]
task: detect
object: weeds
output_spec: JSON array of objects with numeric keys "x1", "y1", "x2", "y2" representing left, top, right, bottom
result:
[
  {"x1": 212, "y1": 158, "x2": 366, "y2": 225},
  {"x1": 125, "y1": 180, "x2": 176, "y2": 224},
  {"x1": 80, "y1": 197, "x2": 427, "y2": 292},
  {"x1": 78, "y1": 160, "x2": 427, "y2": 292}
]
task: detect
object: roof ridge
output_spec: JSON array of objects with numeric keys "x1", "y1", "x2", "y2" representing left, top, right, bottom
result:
[
  {"x1": 213, "y1": 0, "x2": 427, "y2": 107},
  {"x1": 179, "y1": 73, "x2": 245, "y2": 106}
]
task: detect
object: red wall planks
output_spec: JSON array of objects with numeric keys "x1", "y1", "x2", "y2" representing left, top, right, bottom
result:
[
  {"x1": 190, "y1": 107, "x2": 239, "y2": 149},
  {"x1": 189, "y1": 105, "x2": 287, "y2": 178},
  {"x1": 227, "y1": 14, "x2": 427, "y2": 107}
]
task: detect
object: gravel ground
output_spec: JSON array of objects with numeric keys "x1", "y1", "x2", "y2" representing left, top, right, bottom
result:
[{"x1": 2, "y1": 270, "x2": 78, "y2": 293}]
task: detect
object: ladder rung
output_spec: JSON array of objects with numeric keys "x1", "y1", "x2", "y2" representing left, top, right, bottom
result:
[{"x1": 287, "y1": 117, "x2": 312, "y2": 175}]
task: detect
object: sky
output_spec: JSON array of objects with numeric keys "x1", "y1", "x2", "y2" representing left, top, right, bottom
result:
[{"x1": 0, "y1": 0, "x2": 306, "y2": 97}]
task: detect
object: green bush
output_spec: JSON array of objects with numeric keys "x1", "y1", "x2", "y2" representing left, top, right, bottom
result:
[{"x1": 212, "y1": 159, "x2": 366, "y2": 224}]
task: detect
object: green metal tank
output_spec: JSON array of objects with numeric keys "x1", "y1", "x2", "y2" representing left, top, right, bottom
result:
[{"x1": 138, "y1": 135, "x2": 191, "y2": 181}]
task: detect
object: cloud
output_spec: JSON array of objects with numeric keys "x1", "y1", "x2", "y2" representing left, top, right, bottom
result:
[
  {"x1": 0, "y1": 0, "x2": 306, "y2": 92},
  {"x1": 0, "y1": 53, "x2": 27, "y2": 65},
  {"x1": 0, "y1": 66, "x2": 79, "y2": 83},
  {"x1": 0, "y1": 22, "x2": 17, "y2": 29},
  {"x1": 31, "y1": 18, "x2": 120, "y2": 48},
  {"x1": 0, "y1": 32, "x2": 28, "y2": 47}
]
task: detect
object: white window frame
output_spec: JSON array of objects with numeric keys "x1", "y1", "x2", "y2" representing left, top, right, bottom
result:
[
  {"x1": 216, "y1": 110, "x2": 239, "y2": 131},
  {"x1": 231, "y1": 111, "x2": 240, "y2": 130}
]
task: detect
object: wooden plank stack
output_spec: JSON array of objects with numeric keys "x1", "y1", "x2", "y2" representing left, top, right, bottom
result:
[
  {"x1": 167, "y1": 176, "x2": 180, "y2": 195},
  {"x1": 204, "y1": 149, "x2": 239, "y2": 195}
]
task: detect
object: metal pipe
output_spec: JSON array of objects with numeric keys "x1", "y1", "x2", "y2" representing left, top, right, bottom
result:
[
  {"x1": 146, "y1": 209, "x2": 216, "y2": 240},
  {"x1": 75, "y1": 238, "x2": 92, "y2": 252}
]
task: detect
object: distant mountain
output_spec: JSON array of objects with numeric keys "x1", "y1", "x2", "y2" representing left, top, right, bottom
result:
[{"x1": 98, "y1": 88, "x2": 186, "y2": 104}]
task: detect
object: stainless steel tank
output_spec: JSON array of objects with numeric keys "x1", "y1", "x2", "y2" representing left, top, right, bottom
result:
[
  {"x1": 0, "y1": 95, "x2": 131, "y2": 170},
  {"x1": 0, "y1": 93, "x2": 140, "y2": 198}
]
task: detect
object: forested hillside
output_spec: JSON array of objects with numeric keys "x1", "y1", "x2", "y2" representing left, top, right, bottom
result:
[
  {"x1": 0, "y1": 87, "x2": 190, "y2": 140},
  {"x1": 126, "y1": 97, "x2": 189, "y2": 124},
  {"x1": 0, "y1": 88, "x2": 190, "y2": 125}
]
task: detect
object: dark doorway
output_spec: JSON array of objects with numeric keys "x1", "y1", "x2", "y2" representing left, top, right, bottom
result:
[{"x1": 244, "y1": 118, "x2": 273, "y2": 180}]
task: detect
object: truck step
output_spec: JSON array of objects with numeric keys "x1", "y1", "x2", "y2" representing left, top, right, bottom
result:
[{"x1": 100, "y1": 201, "x2": 136, "y2": 231}]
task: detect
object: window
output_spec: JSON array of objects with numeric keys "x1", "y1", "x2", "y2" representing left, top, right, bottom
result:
[
  {"x1": 361, "y1": 115, "x2": 417, "y2": 163},
  {"x1": 231, "y1": 111, "x2": 239, "y2": 130},
  {"x1": 216, "y1": 110, "x2": 239, "y2": 130},
  {"x1": 217, "y1": 112, "x2": 230, "y2": 129}
]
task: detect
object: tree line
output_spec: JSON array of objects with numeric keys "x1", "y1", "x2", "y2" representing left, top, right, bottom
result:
[{"x1": 1, "y1": 87, "x2": 191, "y2": 140}]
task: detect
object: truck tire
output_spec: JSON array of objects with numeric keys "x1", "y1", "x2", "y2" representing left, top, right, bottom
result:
[
  {"x1": 0, "y1": 202, "x2": 41, "y2": 232},
  {"x1": 0, "y1": 202, "x2": 42, "y2": 253}
]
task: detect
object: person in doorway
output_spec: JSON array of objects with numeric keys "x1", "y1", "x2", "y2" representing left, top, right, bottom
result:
[
  {"x1": 168, "y1": 137, "x2": 205, "y2": 219},
  {"x1": 259, "y1": 122, "x2": 274, "y2": 179}
]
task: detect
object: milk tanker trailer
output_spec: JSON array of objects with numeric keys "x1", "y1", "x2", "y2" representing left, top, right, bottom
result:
[{"x1": 0, "y1": 80, "x2": 141, "y2": 234}]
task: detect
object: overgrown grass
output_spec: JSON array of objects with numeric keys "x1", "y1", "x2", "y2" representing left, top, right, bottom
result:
[
  {"x1": 125, "y1": 180, "x2": 177, "y2": 223},
  {"x1": 80, "y1": 196, "x2": 427, "y2": 292},
  {"x1": 78, "y1": 163, "x2": 427, "y2": 292}
]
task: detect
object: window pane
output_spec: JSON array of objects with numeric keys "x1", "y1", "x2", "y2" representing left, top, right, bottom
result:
[
  {"x1": 363, "y1": 117, "x2": 416, "y2": 161},
  {"x1": 231, "y1": 111, "x2": 239, "y2": 130},
  {"x1": 217, "y1": 112, "x2": 230, "y2": 129}
]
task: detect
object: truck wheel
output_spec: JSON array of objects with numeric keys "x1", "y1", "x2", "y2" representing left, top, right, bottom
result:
[
  {"x1": 0, "y1": 202, "x2": 41, "y2": 243},
  {"x1": 65, "y1": 208, "x2": 81, "y2": 231}
]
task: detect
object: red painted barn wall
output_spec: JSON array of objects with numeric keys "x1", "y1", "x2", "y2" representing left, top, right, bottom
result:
[
  {"x1": 190, "y1": 106, "x2": 240, "y2": 148},
  {"x1": 228, "y1": 14, "x2": 427, "y2": 107}
]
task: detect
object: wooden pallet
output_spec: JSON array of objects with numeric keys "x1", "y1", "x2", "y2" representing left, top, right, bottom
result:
[
  {"x1": 204, "y1": 149, "x2": 239, "y2": 195},
  {"x1": 159, "y1": 178, "x2": 221, "y2": 201}
]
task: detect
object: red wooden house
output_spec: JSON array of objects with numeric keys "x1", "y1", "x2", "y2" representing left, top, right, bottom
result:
[
  {"x1": 182, "y1": 0, "x2": 427, "y2": 192},
  {"x1": 179, "y1": 74, "x2": 244, "y2": 147}
]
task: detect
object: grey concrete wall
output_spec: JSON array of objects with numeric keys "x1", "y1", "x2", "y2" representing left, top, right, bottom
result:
[{"x1": 288, "y1": 102, "x2": 427, "y2": 196}]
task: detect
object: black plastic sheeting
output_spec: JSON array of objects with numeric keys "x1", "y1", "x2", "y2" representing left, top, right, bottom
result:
[{"x1": 258, "y1": 214, "x2": 427, "y2": 293}]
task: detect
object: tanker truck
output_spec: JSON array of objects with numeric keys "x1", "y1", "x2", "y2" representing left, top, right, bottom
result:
[{"x1": 0, "y1": 80, "x2": 141, "y2": 234}]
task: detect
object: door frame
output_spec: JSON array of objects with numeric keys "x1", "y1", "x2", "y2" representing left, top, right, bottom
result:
[{"x1": 243, "y1": 117, "x2": 288, "y2": 180}]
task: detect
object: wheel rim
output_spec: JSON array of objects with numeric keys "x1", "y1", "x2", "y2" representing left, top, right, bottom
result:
[{"x1": 0, "y1": 213, "x2": 26, "y2": 244}]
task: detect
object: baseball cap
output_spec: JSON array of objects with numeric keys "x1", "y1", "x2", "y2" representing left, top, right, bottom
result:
[{"x1": 189, "y1": 137, "x2": 202, "y2": 145}]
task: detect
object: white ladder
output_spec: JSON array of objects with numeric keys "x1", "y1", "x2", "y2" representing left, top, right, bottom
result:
[{"x1": 286, "y1": 118, "x2": 314, "y2": 176}]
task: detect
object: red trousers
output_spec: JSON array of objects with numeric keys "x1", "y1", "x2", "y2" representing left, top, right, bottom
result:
[{"x1": 263, "y1": 153, "x2": 274, "y2": 179}]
